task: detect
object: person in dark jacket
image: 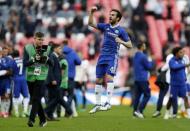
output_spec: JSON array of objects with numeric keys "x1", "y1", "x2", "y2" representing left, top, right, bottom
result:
[
  {"x1": 62, "y1": 39, "x2": 81, "y2": 117},
  {"x1": 45, "y1": 43, "x2": 72, "y2": 120},
  {"x1": 133, "y1": 43, "x2": 155, "y2": 118}
]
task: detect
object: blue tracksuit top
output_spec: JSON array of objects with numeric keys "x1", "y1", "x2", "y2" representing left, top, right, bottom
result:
[
  {"x1": 63, "y1": 46, "x2": 81, "y2": 79},
  {"x1": 133, "y1": 51, "x2": 155, "y2": 81},
  {"x1": 169, "y1": 56, "x2": 186, "y2": 86}
]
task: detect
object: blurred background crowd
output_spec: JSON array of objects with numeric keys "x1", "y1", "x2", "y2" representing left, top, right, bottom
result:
[{"x1": 0, "y1": 0, "x2": 190, "y2": 90}]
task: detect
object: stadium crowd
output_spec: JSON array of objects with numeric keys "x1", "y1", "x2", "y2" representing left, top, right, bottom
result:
[{"x1": 0, "y1": 0, "x2": 190, "y2": 126}]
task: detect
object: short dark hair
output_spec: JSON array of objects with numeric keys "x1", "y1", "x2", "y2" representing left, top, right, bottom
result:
[
  {"x1": 49, "y1": 41, "x2": 55, "y2": 46},
  {"x1": 111, "y1": 9, "x2": 122, "y2": 21},
  {"x1": 137, "y1": 43, "x2": 145, "y2": 49},
  {"x1": 12, "y1": 50, "x2": 19, "y2": 57},
  {"x1": 50, "y1": 42, "x2": 60, "y2": 51},
  {"x1": 62, "y1": 39, "x2": 68, "y2": 46},
  {"x1": 2, "y1": 44, "x2": 9, "y2": 50},
  {"x1": 172, "y1": 47, "x2": 183, "y2": 56},
  {"x1": 34, "y1": 32, "x2": 44, "y2": 38}
]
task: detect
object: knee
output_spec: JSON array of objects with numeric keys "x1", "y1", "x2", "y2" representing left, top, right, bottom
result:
[
  {"x1": 13, "y1": 95, "x2": 20, "y2": 99},
  {"x1": 145, "y1": 92, "x2": 151, "y2": 99},
  {"x1": 96, "y1": 78, "x2": 103, "y2": 84},
  {"x1": 32, "y1": 96, "x2": 41, "y2": 103},
  {"x1": 147, "y1": 95, "x2": 151, "y2": 100},
  {"x1": 171, "y1": 97, "x2": 177, "y2": 102},
  {"x1": 106, "y1": 74, "x2": 113, "y2": 82}
]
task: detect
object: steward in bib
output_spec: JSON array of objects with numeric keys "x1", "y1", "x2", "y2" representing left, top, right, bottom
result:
[{"x1": 23, "y1": 32, "x2": 52, "y2": 127}]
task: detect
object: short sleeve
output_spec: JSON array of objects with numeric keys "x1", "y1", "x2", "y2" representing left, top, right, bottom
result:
[
  {"x1": 183, "y1": 55, "x2": 190, "y2": 64},
  {"x1": 120, "y1": 28, "x2": 129, "y2": 42},
  {"x1": 97, "y1": 23, "x2": 107, "y2": 32}
]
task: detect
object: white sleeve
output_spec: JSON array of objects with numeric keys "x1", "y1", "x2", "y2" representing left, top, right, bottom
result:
[
  {"x1": 183, "y1": 55, "x2": 190, "y2": 75},
  {"x1": 161, "y1": 63, "x2": 169, "y2": 72},
  {"x1": 0, "y1": 70, "x2": 7, "y2": 76},
  {"x1": 183, "y1": 55, "x2": 190, "y2": 64},
  {"x1": 161, "y1": 54, "x2": 173, "y2": 71}
]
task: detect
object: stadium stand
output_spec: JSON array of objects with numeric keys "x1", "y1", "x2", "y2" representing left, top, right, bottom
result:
[{"x1": 0, "y1": 0, "x2": 190, "y2": 101}]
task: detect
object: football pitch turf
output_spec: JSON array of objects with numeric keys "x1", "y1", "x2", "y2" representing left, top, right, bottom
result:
[{"x1": 0, "y1": 105, "x2": 189, "y2": 131}]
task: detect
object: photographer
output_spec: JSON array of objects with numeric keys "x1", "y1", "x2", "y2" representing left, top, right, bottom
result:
[{"x1": 23, "y1": 32, "x2": 52, "y2": 127}]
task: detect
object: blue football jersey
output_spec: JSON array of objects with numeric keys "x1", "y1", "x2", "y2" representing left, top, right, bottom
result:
[
  {"x1": 0, "y1": 57, "x2": 4, "y2": 70},
  {"x1": 13, "y1": 57, "x2": 25, "y2": 77},
  {"x1": 0, "y1": 56, "x2": 13, "y2": 70},
  {"x1": 0, "y1": 56, "x2": 13, "y2": 92},
  {"x1": 97, "y1": 23, "x2": 129, "y2": 56},
  {"x1": 0, "y1": 57, "x2": 6, "y2": 75}
]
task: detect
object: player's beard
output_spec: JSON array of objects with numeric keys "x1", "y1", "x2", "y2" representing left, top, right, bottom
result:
[{"x1": 110, "y1": 19, "x2": 117, "y2": 26}]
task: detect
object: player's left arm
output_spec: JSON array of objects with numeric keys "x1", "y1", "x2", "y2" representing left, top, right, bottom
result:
[
  {"x1": 115, "y1": 29, "x2": 132, "y2": 48},
  {"x1": 115, "y1": 37, "x2": 132, "y2": 48}
]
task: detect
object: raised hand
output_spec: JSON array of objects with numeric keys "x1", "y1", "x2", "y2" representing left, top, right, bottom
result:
[{"x1": 90, "y1": 6, "x2": 98, "y2": 13}]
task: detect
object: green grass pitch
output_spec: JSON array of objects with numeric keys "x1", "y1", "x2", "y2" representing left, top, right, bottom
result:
[{"x1": 0, "y1": 105, "x2": 189, "y2": 131}]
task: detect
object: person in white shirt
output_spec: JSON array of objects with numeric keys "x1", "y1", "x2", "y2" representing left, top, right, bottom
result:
[{"x1": 75, "y1": 59, "x2": 89, "y2": 110}]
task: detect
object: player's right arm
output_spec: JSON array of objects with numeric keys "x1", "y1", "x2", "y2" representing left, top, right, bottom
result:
[{"x1": 88, "y1": 6, "x2": 98, "y2": 29}]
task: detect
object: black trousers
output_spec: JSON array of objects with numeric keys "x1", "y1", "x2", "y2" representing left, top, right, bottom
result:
[
  {"x1": 68, "y1": 79, "x2": 76, "y2": 105},
  {"x1": 28, "y1": 80, "x2": 46, "y2": 123},
  {"x1": 45, "y1": 85, "x2": 72, "y2": 118},
  {"x1": 75, "y1": 81, "x2": 87, "y2": 108},
  {"x1": 156, "y1": 84, "x2": 169, "y2": 111}
]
